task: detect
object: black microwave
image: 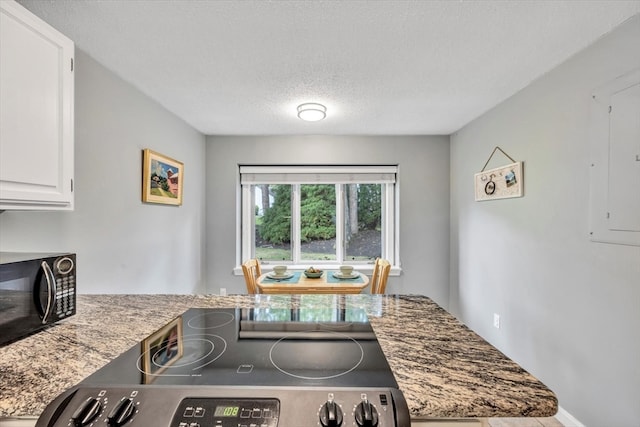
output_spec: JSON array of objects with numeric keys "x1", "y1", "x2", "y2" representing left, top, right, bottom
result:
[{"x1": 0, "y1": 252, "x2": 76, "y2": 346}]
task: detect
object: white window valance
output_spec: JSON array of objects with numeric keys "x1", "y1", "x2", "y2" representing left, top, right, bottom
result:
[{"x1": 240, "y1": 165, "x2": 397, "y2": 184}]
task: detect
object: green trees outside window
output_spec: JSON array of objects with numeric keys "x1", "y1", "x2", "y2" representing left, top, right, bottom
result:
[{"x1": 255, "y1": 184, "x2": 381, "y2": 262}]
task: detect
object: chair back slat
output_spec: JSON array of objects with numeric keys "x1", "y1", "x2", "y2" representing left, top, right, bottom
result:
[
  {"x1": 370, "y1": 258, "x2": 391, "y2": 294},
  {"x1": 242, "y1": 259, "x2": 262, "y2": 294}
]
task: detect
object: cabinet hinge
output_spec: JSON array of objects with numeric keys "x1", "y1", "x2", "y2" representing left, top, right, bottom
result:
[
  {"x1": 71, "y1": 179, "x2": 74, "y2": 192},
  {"x1": 71, "y1": 58, "x2": 74, "y2": 72}
]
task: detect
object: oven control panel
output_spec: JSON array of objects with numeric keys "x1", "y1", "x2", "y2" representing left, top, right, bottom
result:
[
  {"x1": 172, "y1": 398, "x2": 279, "y2": 427},
  {"x1": 36, "y1": 386, "x2": 411, "y2": 427}
]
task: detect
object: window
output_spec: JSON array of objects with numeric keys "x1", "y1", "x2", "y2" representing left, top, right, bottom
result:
[{"x1": 239, "y1": 165, "x2": 398, "y2": 268}]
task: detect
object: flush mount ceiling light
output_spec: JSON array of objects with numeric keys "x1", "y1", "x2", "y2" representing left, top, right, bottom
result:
[{"x1": 297, "y1": 103, "x2": 326, "y2": 122}]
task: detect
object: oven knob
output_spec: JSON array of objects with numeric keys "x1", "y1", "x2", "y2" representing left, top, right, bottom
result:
[
  {"x1": 107, "y1": 397, "x2": 135, "y2": 426},
  {"x1": 71, "y1": 397, "x2": 102, "y2": 426},
  {"x1": 319, "y1": 399, "x2": 344, "y2": 427},
  {"x1": 354, "y1": 399, "x2": 379, "y2": 427}
]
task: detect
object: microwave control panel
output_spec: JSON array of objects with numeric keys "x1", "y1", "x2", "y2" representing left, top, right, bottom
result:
[{"x1": 53, "y1": 255, "x2": 76, "y2": 319}]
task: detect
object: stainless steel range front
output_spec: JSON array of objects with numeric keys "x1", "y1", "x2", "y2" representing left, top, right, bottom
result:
[{"x1": 36, "y1": 307, "x2": 410, "y2": 427}]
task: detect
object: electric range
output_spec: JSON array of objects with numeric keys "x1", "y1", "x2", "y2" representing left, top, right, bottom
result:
[{"x1": 36, "y1": 307, "x2": 410, "y2": 427}]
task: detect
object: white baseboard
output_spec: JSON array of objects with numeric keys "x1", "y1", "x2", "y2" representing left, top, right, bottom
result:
[{"x1": 555, "y1": 406, "x2": 586, "y2": 427}]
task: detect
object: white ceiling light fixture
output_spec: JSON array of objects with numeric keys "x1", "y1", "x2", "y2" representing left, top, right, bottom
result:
[{"x1": 297, "y1": 103, "x2": 327, "y2": 122}]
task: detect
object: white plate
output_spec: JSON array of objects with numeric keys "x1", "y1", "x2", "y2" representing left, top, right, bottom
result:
[
  {"x1": 332, "y1": 272, "x2": 359, "y2": 279},
  {"x1": 267, "y1": 272, "x2": 294, "y2": 280}
]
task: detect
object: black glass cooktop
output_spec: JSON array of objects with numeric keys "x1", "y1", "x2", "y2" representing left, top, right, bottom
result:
[{"x1": 82, "y1": 308, "x2": 399, "y2": 389}]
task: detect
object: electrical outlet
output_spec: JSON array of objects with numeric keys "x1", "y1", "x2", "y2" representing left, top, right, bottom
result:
[
  {"x1": 493, "y1": 313, "x2": 501, "y2": 329},
  {"x1": 220, "y1": 288, "x2": 227, "y2": 296}
]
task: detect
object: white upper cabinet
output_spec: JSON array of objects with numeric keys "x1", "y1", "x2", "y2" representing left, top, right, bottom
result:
[{"x1": 0, "y1": 0, "x2": 74, "y2": 210}]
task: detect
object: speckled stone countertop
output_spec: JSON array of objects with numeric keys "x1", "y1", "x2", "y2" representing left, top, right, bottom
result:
[{"x1": 0, "y1": 294, "x2": 557, "y2": 420}]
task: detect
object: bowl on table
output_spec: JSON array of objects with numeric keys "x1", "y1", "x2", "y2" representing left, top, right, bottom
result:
[
  {"x1": 304, "y1": 267, "x2": 323, "y2": 278},
  {"x1": 273, "y1": 265, "x2": 288, "y2": 276},
  {"x1": 339, "y1": 265, "x2": 354, "y2": 276}
]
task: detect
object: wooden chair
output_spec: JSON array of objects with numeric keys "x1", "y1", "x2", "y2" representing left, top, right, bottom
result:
[
  {"x1": 370, "y1": 258, "x2": 391, "y2": 294},
  {"x1": 241, "y1": 259, "x2": 262, "y2": 294}
]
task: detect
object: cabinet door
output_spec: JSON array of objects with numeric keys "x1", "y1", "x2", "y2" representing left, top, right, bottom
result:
[
  {"x1": 0, "y1": 0, "x2": 74, "y2": 210},
  {"x1": 589, "y1": 68, "x2": 640, "y2": 246}
]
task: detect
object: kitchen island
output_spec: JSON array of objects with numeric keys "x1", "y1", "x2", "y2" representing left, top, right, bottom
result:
[{"x1": 0, "y1": 294, "x2": 557, "y2": 422}]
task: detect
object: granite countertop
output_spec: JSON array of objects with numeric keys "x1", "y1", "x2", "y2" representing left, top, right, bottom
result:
[{"x1": 0, "y1": 294, "x2": 557, "y2": 420}]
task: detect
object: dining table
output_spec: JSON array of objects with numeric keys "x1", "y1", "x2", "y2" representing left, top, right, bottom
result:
[{"x1": 256, "y1": 270, "x2": 369, "y2": 294}]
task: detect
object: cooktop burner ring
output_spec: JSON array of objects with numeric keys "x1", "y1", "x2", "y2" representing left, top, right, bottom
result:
[
  {"x1": 269, "y1": 330, "x2": 364, "y2": 380},
  {"x1": 186, "y1": 311, "x2": 235, "y2": 329}
]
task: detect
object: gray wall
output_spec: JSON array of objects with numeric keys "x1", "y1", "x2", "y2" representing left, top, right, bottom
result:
[
  {"x1": 204, "y1": 135, "x2": 451, "y2": 305},
  {"x1": 450, "y1": 15, "x2": 640, "y2": 427},
  {"x1": 0, "y1": 50, "x2": 207, "y2": 294}
]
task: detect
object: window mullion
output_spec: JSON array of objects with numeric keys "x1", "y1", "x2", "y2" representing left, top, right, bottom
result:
[
  {"x1": 383, "y1": 183, "x2": 397, "y2": 265},
  {"x1": 291, "y1": 184, "x2": 301, "y2": 264},
  {"x1": 335, "y1": 184, "x2": 344, "y2": 263},
  {"x1": 241, "y1": 184, "x2": 254, "y2": 261}
]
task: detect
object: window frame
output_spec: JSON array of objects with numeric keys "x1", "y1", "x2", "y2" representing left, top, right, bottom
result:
[{"x1": 238, "y1": 165, "x2": 399, "y2": 272}]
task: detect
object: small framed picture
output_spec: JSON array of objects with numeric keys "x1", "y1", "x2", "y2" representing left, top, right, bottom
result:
[
  {"x1": 142, "y1": 149, "x2": 184, "y2": 205},
  {"x1": 474, "y1": 161, "x2": 524, "y2": 201},
  {"x1": 140, "y1": 316, "x2": 183, "y2": 383}
]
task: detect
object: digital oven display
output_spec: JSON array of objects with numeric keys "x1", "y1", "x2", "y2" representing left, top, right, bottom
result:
[{"x1": 213, "y1": 405, "x2": 239, "y2": 417}]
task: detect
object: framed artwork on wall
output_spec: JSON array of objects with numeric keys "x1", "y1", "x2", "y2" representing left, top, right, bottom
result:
[
  {"x1": 475, "y1": 161, "x2": 523, "y2": 201},
  {"x1": 142, "y1": 149, "x2": 183, "y2": 205}
]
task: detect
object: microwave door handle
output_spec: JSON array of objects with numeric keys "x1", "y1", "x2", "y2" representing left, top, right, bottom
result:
[{"x1": 40, "y1": 261, "x2": 56, "y2": 324}]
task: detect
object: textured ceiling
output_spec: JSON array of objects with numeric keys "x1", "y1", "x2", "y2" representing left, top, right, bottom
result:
[{"x1": 17, "y1": 0, "x2": 640, "y2": 136}]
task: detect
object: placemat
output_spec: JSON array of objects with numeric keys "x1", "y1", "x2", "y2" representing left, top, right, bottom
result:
[
  {"x1": 325, "y1": 271, "x2": 365, "y2": 283},
  {"x1": 261, "y1": 271, "x2": 302, "y2": 283}
]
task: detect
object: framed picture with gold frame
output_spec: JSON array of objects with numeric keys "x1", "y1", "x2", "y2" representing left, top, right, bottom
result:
[
  {"x1": 140, "y1": 316, "x2": 183, "y2": 384},
  {"x1": 142, "y1": 149, "x2": 184, "y2": 205}
]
